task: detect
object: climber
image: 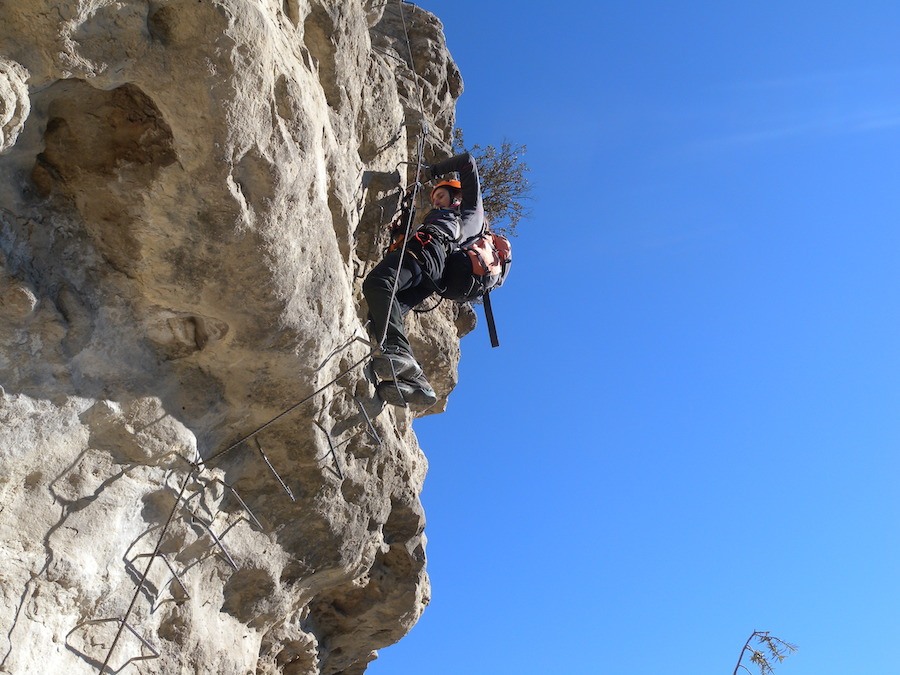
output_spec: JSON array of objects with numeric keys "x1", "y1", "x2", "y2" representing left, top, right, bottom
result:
[{"x1": 362, "y1": 152, "x2": 484, "y2": 410}]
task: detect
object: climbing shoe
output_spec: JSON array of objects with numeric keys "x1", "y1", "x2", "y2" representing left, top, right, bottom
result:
[
  {"x1": 372, "y1": 345, "x2": 422, "y2": 381},
  {"x1": 377, "y1": 373, "x2": 437, "y2": 410}
]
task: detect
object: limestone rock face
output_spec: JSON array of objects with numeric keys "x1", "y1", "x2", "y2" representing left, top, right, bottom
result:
[
  {"x1": 0, "y1": 58, "x2": 29, "y2": 153},
  {"x1": 0, "y1": 2, "x2": 473, "y2": 673}
]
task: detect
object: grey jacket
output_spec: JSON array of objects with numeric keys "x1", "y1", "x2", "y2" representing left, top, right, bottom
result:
[{"x1": 421, "y1": 152, "x2": 484, "y2": 244}]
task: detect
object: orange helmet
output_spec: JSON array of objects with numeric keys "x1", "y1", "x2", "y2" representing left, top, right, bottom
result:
[{"x1": 431, "y1": 179, "x2": 462, "y2": 201}]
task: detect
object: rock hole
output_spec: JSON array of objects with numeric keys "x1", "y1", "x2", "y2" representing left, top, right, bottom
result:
[{"x1": 222, "y1": 567, "x2": 277, "y2": 623}]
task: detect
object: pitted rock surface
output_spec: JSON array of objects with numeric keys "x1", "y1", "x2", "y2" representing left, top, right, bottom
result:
[{"x1": 0, "y1": 2, "x2": 473, "y2": 673}]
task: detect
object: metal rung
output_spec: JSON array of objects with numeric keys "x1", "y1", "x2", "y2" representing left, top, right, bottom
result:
[
  {"x1": 254, "y1": 438, "x2": 296, "y2": 501},
  {"x1": 217, "y1": 514, "x2": 253, "y2": 540},
  {"x1": 353, "y1": 395, "x2": 383, "y2": 446},
  {"x1": 66, "y1": 617, "x2": 159, "y2": 674},
  {"x1": 176, "y1": 473, "x2": 264, "y2": 531},
  {"x1": 181, "y1": 507, "x2": 238, "y2": 570},
  {"x1": 179, "y1": 479, "x2": 218, "y2": 523},
  {"x1": 313, "y1": 420, "x2": 344, "y2": 480},
  {"x1": 124, "y1": 552, "x2": 190, "y2": 610},
  {"x1": 222, "y1": 481, "x2": 263, "y2": 530},
  {"x1": 316, "y1": 333, "x2": 373, "y2": 372}
]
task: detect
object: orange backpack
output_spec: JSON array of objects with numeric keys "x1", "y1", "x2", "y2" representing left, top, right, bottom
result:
[{"x1": 440, "y1": 230, "x2": 512, "y2": 303}]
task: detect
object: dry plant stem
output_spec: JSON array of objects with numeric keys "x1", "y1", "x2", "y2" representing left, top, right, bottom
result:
[{"x1": 733, "y1": 631, "x2": 757, "y2": 675}]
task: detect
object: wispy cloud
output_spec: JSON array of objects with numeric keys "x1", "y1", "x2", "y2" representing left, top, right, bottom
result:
[
  {"x1": 855, "y1": 112, "x2": 900, "y2": 131},
  {"x1": 698, "y1": 108, "x2": 900, "y2": 151},
  {"x1": 723, "y1": 66, "x2": 900, "y2": 92},
  {"x1": 683, "y1": 67, "x2": 900, "y2": 153}
]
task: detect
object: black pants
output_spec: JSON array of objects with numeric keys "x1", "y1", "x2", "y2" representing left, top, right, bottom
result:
[{"x1": 363, "y1": 241, "x2": 447, "y2": 354}]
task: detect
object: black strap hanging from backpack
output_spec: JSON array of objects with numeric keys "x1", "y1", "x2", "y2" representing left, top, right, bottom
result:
[{"x1": 483, "y1": 291, "x2": 500, "y2": 348}]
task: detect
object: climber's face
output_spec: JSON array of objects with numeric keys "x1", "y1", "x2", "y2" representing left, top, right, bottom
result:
[{"x1": 431, "y1": 187, "x2": 455, "y2": 208}]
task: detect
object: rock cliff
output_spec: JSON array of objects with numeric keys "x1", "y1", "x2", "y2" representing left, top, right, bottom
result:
[{"x1": 0, "y1": 2, "x2": 472, "y2": 673}]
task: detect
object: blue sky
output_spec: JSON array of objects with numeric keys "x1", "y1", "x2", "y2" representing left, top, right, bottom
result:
[{"x1": 372, "y1": 3, "x2": 899, "y2": 674}]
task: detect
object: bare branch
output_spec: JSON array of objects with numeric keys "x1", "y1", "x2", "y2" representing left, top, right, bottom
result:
[
  {"x1": 452, "y1": 128, "x2": 532, "y2": 237},
  {"x1": 733, "y1": 631, "x2": 797, "y2": 675}
]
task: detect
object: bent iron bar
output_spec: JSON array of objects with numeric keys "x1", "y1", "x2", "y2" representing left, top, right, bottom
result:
[
  {"x1": 123, "y1": 552, "x2": 190, "y2": 608},
  {"x1": 99, "y1": 470, "x2": 194, "y2": 674},
  {"x1": 254, "y1": 438, "x2": 296, "y2": 502},
  {"x1": 67, "y1": 617, "x2": 160, "y2": 672},
  {"x1": 313, "y1": 420, "x2": 345, "y2": 481}
]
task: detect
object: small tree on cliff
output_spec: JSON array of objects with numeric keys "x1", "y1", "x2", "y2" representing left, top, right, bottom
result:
[
  {"x1": 452, "y1": 128, "x2": 532, "y2": 237},
  {"x1": 733, "y1": 631, "x2": 797, "y2": 675}
]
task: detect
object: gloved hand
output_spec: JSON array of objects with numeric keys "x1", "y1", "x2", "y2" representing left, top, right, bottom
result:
[{"x1": 389, "y1": 218, "x2": 409, "y2": 238}]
